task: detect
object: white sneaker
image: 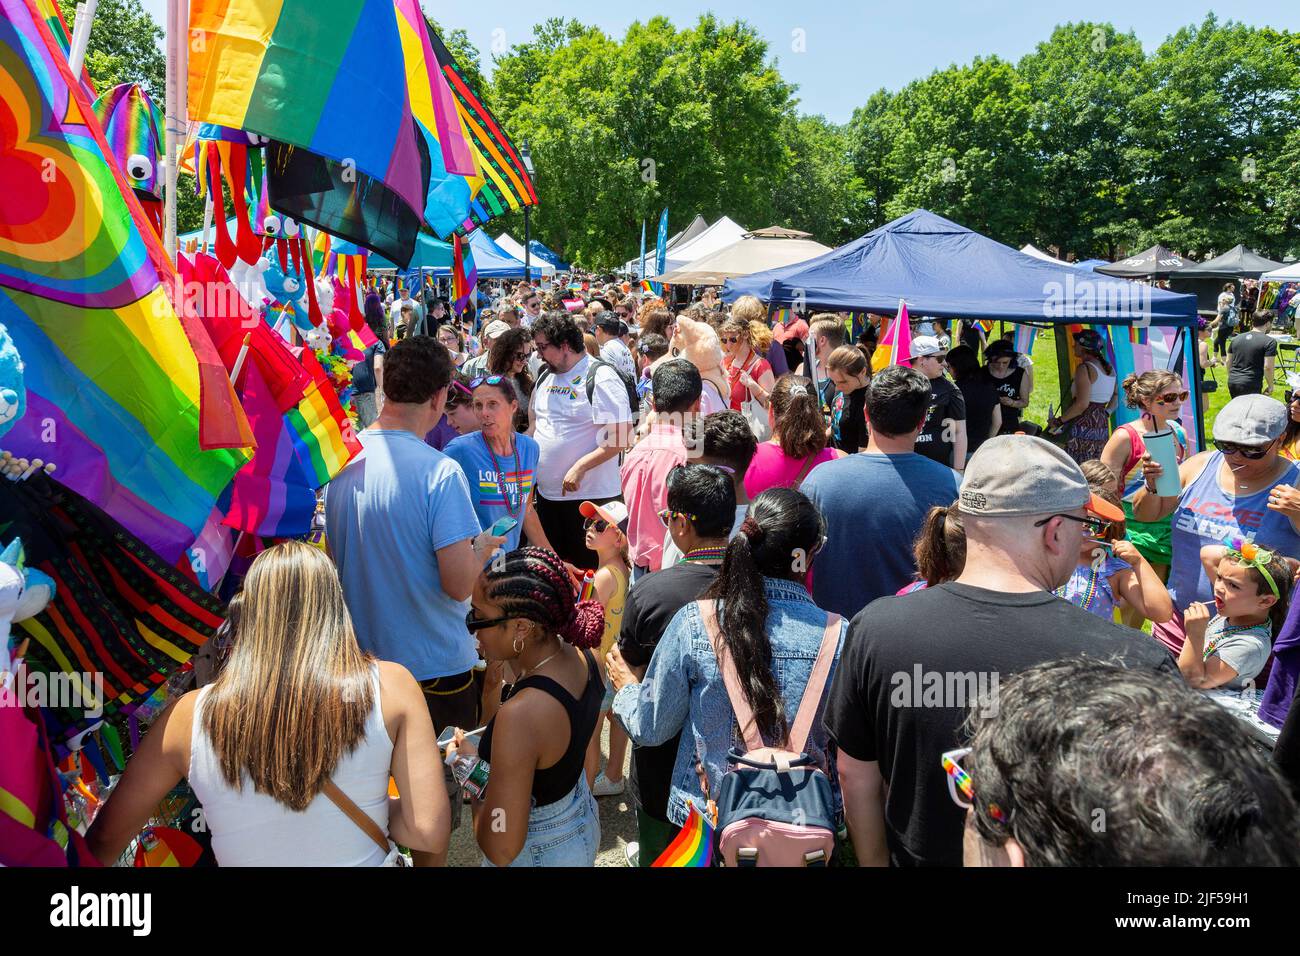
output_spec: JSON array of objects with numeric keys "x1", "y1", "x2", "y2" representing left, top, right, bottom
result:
[
  {"x1": 624, "y1": 841, "x2": 640, "y2": 867},
  {"x1": 593, "y1": 771, "x2": 625, "y2": 797}
]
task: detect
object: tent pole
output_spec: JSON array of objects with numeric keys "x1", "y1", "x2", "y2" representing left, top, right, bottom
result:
[{"x1": 1054, "y1": 326, "x2": 1073, "y2": 412}]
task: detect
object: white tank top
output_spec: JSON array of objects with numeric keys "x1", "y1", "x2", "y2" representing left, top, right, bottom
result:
[
  {"x1": 1085, "y1": 361, "x2": 1116, "y2": 403},
  {"x1": 188, "y1": 664, "x2": 394, "y2": 866}
]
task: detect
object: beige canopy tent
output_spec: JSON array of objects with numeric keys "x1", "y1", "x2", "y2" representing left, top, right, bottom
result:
[{"x1": 655, "y1": 226, "x2": 832, "y2": 285}]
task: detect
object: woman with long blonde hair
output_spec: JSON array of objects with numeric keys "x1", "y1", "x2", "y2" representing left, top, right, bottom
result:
[{"x1": 87, "y1": 541, "x2": 449, "y2": 866}]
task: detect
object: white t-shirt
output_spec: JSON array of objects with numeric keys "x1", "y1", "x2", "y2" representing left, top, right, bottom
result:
[
  {"x1": 531, "y1": 354, "x2": 632, "y2": 500},
  {"x1": 600, "y1": 338, "x2": 637, "y2": 380},
  {"x1": 700, "y1": 379, "x2": 728, "y2": 416}
]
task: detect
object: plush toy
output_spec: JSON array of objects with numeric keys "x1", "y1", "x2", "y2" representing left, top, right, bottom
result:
[
  {"x1": 669, "y1": 315, "x2": 730, "y2": 407},
  {"x1": 0, "y1": 538, "x2": 55, "y2": 676},
  {"x1": 0, "y1": 324, "x2": 26, "y2": 439}
]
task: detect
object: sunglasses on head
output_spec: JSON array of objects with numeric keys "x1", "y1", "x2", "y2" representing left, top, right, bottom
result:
[
  {"x1": 1154, "y1": 390, "x2": 1189, "y2": 404},
  {"x1": 658, "y1": 508, "x2": 698, "y2": 527},
  {"x1": 1213, "y1": 439, "x2": 1272, "y2": 459},
  {"x1": 469, "y1": 374, "x2": 507, "y2": 389}
]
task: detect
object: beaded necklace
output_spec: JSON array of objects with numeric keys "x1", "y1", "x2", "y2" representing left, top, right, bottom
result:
[
  {"x1": 1203, "y1": 618, "x2": 1272, "y2": 662},
  {"x1": 483, "y1": 431, "x2": 522, "y2": 517},
  {"x1": 1055, "y1": 565, "x2": 1102, "y2": 611},
  {"x1": 683, "y1": 546, "x2": 727, "y2": 564}
]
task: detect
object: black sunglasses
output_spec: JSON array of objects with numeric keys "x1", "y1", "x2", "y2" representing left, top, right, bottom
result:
[
  {"x1": 1213, "y1": 439, "x2": 1273, "y2": 460},
  {"x1": 1033, "y1": 513, "x2": 1110, "y2": 536},
  {"x1": 465, "y1": 609, "x2": 511, "y2": 633}
]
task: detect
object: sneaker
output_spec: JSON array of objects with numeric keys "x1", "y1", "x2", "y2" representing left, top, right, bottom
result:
[
  {"x1": 593, "y1": 771, "x2": 625, "y2": 797},
  {"x1": 624, "y1": 841, "x2": 640, "y2": 867}
]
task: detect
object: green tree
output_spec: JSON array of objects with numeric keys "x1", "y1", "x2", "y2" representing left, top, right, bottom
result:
[
  {"x1": 490, "y1": 15, "x2": 796, "y2": 266},
  {"x1": 772, "y1": 114, "x2": 865, "y2": 246},
  {"x1": 846, "y1": 88, "x2": 899, "y2": 231},
  {"x1": 1017, "y1": 23, "x2": 1147, "y2": 260},
  {"x1": 58, "y1": 0, "x2": 164, "y2": 97},
  {"x1": 874, "y1": 56, "x2": 1043, "y2": 243},
  {"x1": 1123, "y1": 15, "x2": 1299, "y2": 258}
]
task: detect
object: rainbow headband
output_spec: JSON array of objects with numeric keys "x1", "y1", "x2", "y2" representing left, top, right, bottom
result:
[{"x1": 1223, "y1": 535, "x2": 1279, "y2": 599}]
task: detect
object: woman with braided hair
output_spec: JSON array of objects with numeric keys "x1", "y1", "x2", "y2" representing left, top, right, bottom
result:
[
  {"x1": 446, "y1": 547, "x2": 606, "y2": 866},
  {"x1": 607, "y1": 488, "x2": 847, "y2": 839}
]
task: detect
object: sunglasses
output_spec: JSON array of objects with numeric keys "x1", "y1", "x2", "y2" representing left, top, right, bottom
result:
[
  {"x1": 720, "y1": 336, "x2": 741, "y2": 344},
  {"x1": 469, "y1": 374, "x2": 507, "y2": 389},
  {"x1": 941, "y1": 747, "x2": 1007, "y2": 822},
  {"x1": 1154, "y1": 391, "x2": 1189, "y2": 404},
  {"x1": 1033, "y1": 513, "x2": 1111, "y2": 537},
  {"x1": 583, "y1": 517, "x2": 612, "y2": 534},
  {"x1": 658, "y1": 508, "x2": 698, "y2": 527},
  {"x1": 465, "y1": 609, "x2": 511, "y2": 633},
  {"x1": 1213, "y1": 439, "x2": 1273, "y2": 460},
  {"x1": 512, "y1": 351, "x2": 531, "y2": 362}
]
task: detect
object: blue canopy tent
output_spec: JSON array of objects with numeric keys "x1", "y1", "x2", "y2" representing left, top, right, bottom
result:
[
  {"x1": 527, "y1": 239, "x2": 570, "y2": 271},
  {"x1": 723, "y1": 209, "x2": 1205, "y2": 447},
  {"x1": 369, "y1": 228, "x2": 554, "y2": 277}
]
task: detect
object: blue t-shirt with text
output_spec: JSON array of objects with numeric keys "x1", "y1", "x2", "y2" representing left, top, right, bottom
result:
[{"x1": 443, "y1": 431, "x2": 540, "y2": 554}]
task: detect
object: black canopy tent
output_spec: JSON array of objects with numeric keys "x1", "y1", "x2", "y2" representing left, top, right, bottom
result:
[
  {"x1": 1169, "y1": 245, "x2": 1294, "y2": 315},
  {"x1": 1094, "y1": 244, "x2": 1188, "y2": 279}
]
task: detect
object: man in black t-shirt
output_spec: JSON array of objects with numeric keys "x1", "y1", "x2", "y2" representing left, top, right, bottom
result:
[
  {"x1": 607, "y1": 463, "x2": 734, "y2": 866},
  {"x1": 1227, "y1": 310, "x2": 1278, "y2": 398},
  {"x1": 823, "y1": 436, "x2": 1179, "y2": 867},
  {"x1": 911, "y1": 336, "x2": 967, "y2": 469}
]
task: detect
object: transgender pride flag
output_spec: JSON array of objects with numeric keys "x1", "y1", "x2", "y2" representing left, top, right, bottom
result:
[{"x1": 871, "y1": 299, "x2": 915, "y2": 373}]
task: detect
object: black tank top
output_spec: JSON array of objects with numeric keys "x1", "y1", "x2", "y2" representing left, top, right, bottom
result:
[{"x1": 480, "y1": 648, "x2": 603, "y2": 806}]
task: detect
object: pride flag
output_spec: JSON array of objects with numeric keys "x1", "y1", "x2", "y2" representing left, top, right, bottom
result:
[
  {"x1": 187, "y1": 0, "x2": 427, "y2": 218},
  {"x1": 871, "y1": 299, "x2": 915, "y2": 373},
  {"x1": 0, "y1": 0, "x2": 251, "y2": 564},
  {"x1": 452, "y1": 234, "x2": 477, "y2": 316},
  {"x1": 652, "y1": 804, "x2": 713, "y2": 867}
]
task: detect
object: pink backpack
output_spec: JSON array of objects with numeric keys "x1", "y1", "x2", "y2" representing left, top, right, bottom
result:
[{"x1": 699, "y1": 599, "x2": 841, "y2": 867}]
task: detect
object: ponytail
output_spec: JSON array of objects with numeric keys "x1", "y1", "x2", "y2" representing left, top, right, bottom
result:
[
  {"x1": 702, "y1": 488, "x2": 824, "y2": 743},
  {"x1": 912, "y1": 502, "x2": 966, "y2": 587},
  {"x1": 771, "y1": 375, "x2": 826, "y2": 459}
]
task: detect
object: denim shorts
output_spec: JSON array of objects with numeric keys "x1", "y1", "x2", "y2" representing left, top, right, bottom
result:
[{"x1": 481, "y1": 775, "x2": 601, "y2": 867}]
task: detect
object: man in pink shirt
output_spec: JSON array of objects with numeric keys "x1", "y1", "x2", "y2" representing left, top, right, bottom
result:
[{"x1": 621, "y1": 359, "x2": 703, "y2": 582}]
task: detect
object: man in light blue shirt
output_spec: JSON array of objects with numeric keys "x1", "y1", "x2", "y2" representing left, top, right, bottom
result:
[
  {"x1": 802, "y1": 365, "x2": 960, "y2": 619},
  {"x1": 326, "y1": 337, "x2": 502, "y2": 841}
]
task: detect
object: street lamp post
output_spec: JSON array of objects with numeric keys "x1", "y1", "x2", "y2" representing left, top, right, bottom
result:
[{"x1": 520, "y1": 142, "x2": 535, "y2": 284}]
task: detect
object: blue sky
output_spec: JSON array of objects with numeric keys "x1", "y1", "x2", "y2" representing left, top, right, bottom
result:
[{"x1": 147, "y1": 0, "x2": 1300, "y2": 123}]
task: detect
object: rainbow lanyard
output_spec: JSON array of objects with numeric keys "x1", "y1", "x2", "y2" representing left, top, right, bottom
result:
[
  {"x1": 1056, "y1": 565, "x2": 1102, "y2": 611},
  {"x1": 483, "y1": 433, "x2": 522, "y2": 516}
]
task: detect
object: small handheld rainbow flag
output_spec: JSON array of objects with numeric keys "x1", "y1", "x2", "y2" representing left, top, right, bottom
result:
[{"x1": 652, "y1": 803, "x2": 714, "y2": 867}]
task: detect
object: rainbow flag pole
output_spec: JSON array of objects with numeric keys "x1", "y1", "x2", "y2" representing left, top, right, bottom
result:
[{"x1": 652, "y1": 803, "x2": 714, "y2": 867}]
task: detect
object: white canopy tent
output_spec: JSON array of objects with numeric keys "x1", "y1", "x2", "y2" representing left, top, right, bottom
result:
[
  {"x1": 621, "y1": 214, "x2": 729, "y2": 275},
  {"x1": 655, "y1": 227, "x2": 832, "y2": 285},
  {"x1": 496, "y1": 233, "x2": 528, "y2": 262},
  {"x1": 641, "y1": 216, "x2": 747, "y2": 278},
  {"x1": 1261, "y1": 262, "x2": 1300, "y2": 283},
  {"x1": 1020, "y1": 243, "x2": 1061, "y2": 263}
]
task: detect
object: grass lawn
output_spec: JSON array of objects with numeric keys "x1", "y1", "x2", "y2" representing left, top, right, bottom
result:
[{"x1": 1012, "y1": 326, "x2": 1282, "y2": 443}]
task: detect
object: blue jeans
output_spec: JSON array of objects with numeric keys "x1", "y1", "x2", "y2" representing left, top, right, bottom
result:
[{"x1": 481, "y1": 776, "x2": 600, "y2": 867}]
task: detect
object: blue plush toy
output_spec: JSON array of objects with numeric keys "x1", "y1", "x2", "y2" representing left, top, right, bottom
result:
[{"x1": 0, "y1": 323, "x2": 27, "y2": 440}]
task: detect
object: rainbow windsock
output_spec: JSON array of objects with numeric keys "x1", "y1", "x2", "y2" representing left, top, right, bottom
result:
[
  {"x1": 652, "y1": 803, "x2": 713, "y2": 867},
  {"x1": 0, "y1": 0, "x2": 251, "y2": 564},
  {"x1": 871, "y1": 299, "x2": 915, "y2": 373},
  {"x1": 187, "y1": 0, "x2": 427, "y2": 217}
]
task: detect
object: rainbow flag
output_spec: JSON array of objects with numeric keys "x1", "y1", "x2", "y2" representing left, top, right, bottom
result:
[
  {"x1": 652, "y1": 804, "x2": 713, "y2": 867},
  {"x1": 0, "y1": 0, "x2": 252, "y2": 564},
  {"x1": 871, "y1": 299, "x2": 915, "y2": 373},
  {"x1": 187, "y1": 0, "x2": 427, "y2": 218},
  {"x1": 452, "y1": 233, "x2": 477, "y2": 316},
  {"x1": 1129, "y1": 324, "x2": 1149, "y2": 345},
  {"x1": 288, "y1": 349, "x2": 362, "y2": 487},
  {"x1": 428, "y1": 23, "x2": 539, "y2": 236},
  {"x1": 770, "y1": 308, "x2": 793, "y2": 325}
]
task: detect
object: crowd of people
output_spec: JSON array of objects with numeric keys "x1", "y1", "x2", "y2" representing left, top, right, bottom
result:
[{"x1": 83, "y1": 276, "x2": 1300, "y2": 868}]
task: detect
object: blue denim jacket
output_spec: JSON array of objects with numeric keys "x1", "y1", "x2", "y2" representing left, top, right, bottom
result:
[{"x1": 612, "y1": 577, "x2": 846, "y2": 827}]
